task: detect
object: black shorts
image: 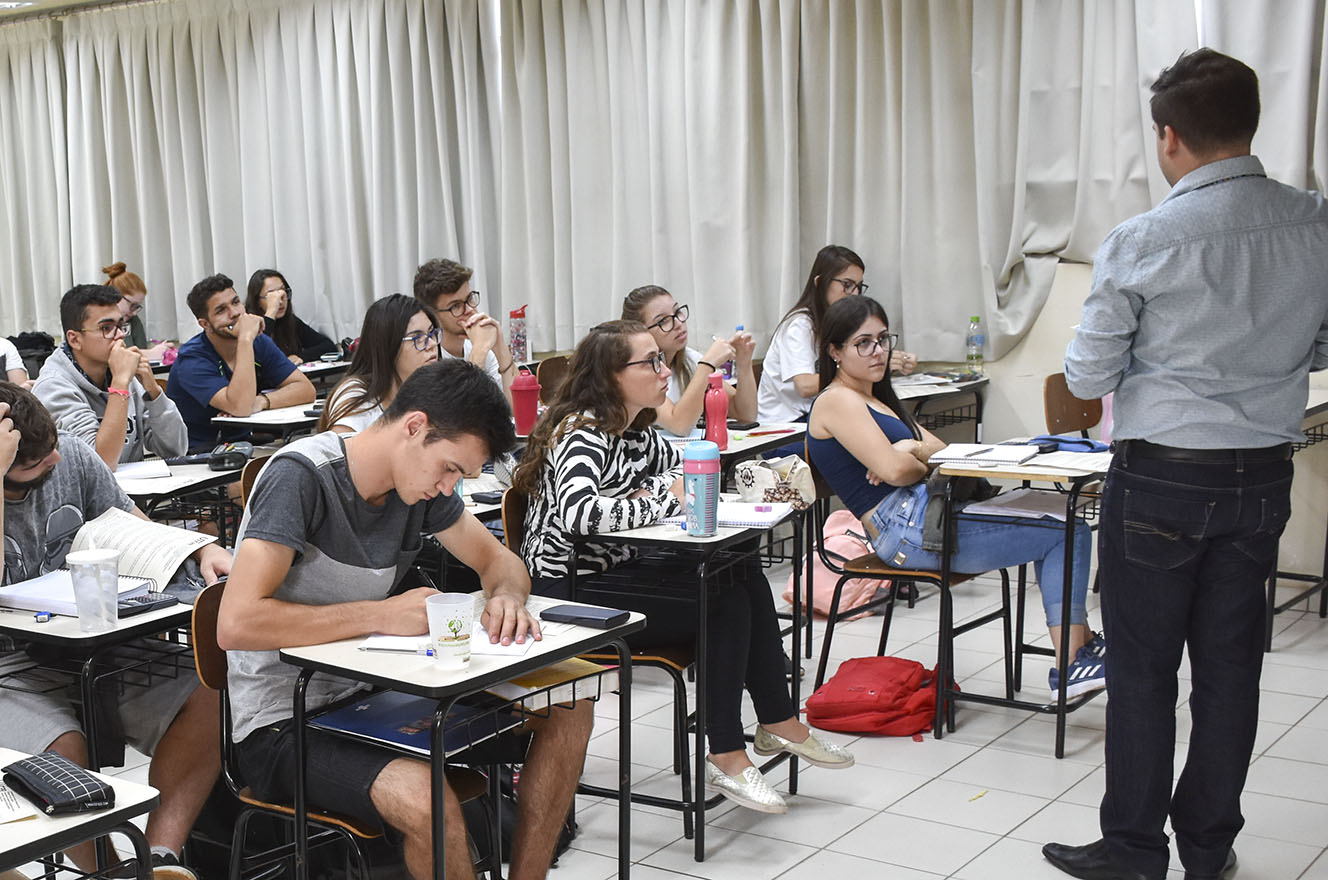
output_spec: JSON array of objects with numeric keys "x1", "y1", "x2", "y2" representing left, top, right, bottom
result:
[{"x1": 235, "y1": 719, "x2": 533, "y2": 831}]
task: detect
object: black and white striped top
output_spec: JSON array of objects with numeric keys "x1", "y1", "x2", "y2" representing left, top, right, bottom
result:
[{"x1": 521, "y1": 415, "x2": 683, "y2": 579}]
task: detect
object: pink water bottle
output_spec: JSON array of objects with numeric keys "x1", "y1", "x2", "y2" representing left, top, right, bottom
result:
[
  {"x1": 703, "y1": 371, "x2": 728, "y2": 451},
  {"x1": 511, "y1": 368, "x2": 540, "y2": 435}
]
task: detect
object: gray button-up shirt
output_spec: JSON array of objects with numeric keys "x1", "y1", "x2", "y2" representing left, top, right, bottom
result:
[{"x1": 1065, "y1": 155, "x2": 1328, "y2": 449}]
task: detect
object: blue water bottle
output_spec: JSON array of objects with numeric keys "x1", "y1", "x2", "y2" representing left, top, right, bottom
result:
[{"x1": 683, "y1": 440, "x2": 720, "y2": 536}]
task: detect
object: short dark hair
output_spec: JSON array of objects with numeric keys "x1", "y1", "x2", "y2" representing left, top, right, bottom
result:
[
  {"x1": 0, "y1": 382, "x2": 58, "y2": 466},
  {"x1": 382, "y1": 359, "x2": 515, "y2": 458},
  {"x1": 412, "y1": 259, "x2": 472, "y2": 309},
  {"x1": 186, "y1": 273, "x2": 235, "y2": 319},
  {"x1": 1150, "y1": 48, "x2": 1259, "y2": 154},
  {"x1": 60, "y1": 284, "x2": 124, "y2": 334}
]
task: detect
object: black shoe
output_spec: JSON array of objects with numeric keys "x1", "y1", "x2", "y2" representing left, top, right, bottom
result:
[
  {"x1": 1184, "y1": 848, "x2": 1237, "y2": 880},
  {"x1": 1042, "y1": 840, "x2": 1150, "y2": 880}
]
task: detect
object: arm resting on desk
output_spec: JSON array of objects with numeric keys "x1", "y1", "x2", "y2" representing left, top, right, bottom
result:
[{"x1": 262, "y1": 368, "x2": 316, "y2": 410}]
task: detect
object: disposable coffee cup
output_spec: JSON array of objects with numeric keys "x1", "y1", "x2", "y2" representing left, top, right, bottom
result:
[
  {"x1": 67, "y1": 549, "x2": 120, "y2": 633},
  {"x1": 426, "y1": 593, "x2": 474, "y2": 670}
]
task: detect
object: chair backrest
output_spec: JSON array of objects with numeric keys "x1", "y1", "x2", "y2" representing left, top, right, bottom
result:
[
  {"x1": 1043, "y1": 372, "x2": 1101, "y2": 437},
  {"x1": 803, "y1": 436, "x2": 849, "y2": 575},
  {"x1": 238, "y1": 455, "x2": 272, "y2": 508},
  {"x1": 536, "y1": 355, "x2": 570, "y2": 404},
  {"x1": 501, "y1": 488, "x2": 529, "y2": 551},
  {"x1": 156, "y1": 377, "x2": 169, "y2": 395},
  {"x1": 191, "y1": 580, "x2": 228, "y2": 690}
]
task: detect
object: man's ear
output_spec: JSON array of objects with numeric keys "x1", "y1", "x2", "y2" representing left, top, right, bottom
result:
[
  {"x1": 65, "y1": 329, "x2": 82, "y2": 352},
  {"x1": 197, "y1": 314, "x2": 209, "y2": 331},
  {"x1": 402, "y1": 410, "x2": 429, "y2": 438},
  {"x1": 1159, "y1": 124, "x2": 1181, "y2": 157}
]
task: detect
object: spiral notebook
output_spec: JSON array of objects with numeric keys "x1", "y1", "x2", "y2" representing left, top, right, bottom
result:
[
  {"x1": 928, "y1": 444, "x2": 1041, "y2": 466},
  {"x1": 662, "y1": 501, "x2": 793, "y2": 528}
]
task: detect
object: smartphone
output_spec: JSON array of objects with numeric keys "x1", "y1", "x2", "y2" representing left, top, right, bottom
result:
[
  {"x1": 727, "y1": 419, "x2": 759, "y2": 430},
  {"x1": 539, "y1": 604, "x2": 630, "y2": 629}
]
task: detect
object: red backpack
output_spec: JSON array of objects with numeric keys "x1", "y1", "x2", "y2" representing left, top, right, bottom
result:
[{"x1": 805, "y1": 656, "x2": 938, "y2": 737}]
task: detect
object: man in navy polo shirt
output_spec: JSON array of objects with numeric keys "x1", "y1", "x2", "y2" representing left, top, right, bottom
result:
[{"x1": 166, "y1": 273, "x2": 315, "y2": 451}]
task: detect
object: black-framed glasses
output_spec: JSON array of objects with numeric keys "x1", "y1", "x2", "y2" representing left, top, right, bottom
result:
[
  {"x1": 646, "y1": 304, "x2": 689, "y2": 333},
  {"x1": 852, "y1": 331, "x2": 897, "y2": 357},
  {"x1": 624, "y1": 351, "x2": 668, "y2": 373},
  {"x1": 78, "y1": 320, "x2": 131, "y2": 340},
  {"x1": 402, "y1": 327, "x2": 442, "y2": 351},
  {"x1": 441, "y1": 290, "x2": 480, "y2": 317},
  {"x1": 121, "y1": 299, "x2": 144, "y2": 317},
  {"x1": 834, "y1": 277, "x2": 869, "y2": 296}
]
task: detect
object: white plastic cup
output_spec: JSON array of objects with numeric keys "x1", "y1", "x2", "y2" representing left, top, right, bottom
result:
[
  {"x1": 67, "y1": 549, "x2": 120, "y2": 633},
  {"x1": 426, "y1": 593, "x2": 474, "y2": 670}
]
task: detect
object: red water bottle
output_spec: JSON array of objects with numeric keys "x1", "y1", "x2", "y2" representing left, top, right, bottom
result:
[
  {"x1": 703, "y1": 371, "x2": 728, "y2": 451},
  {"x1": 511, "y1": 368, "x2": 541, "y2": 435}
]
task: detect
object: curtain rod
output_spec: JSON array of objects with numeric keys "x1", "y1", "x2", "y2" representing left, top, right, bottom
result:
[{"x1": 0, "y1": 0, "x2": 172, "y2": 26}]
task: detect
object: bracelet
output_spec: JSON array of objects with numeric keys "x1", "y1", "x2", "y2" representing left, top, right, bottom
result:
[
  {"x1": 697, "y1": 360, "x2": 717, "y2": 372},
  {"x1": 107, "y1": 386, "x2": 130, "y2": 399},
  {"x1": 498, "y1": 358, "x2": 515, "y2": 373}
]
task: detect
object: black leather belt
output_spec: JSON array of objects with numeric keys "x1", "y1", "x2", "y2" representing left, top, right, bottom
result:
[{"x1": 1115, "y1": 438, "x2": 1292, "y2": 463}]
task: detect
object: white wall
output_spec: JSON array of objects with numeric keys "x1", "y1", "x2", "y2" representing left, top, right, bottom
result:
[{"x1": 982, "y1": 260, "x2": 1328, "y2": 578}]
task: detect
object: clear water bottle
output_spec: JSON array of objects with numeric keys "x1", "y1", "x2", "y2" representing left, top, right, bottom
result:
[
  {"x1": 965, "y1": 315, "x2": 985, "y2": 375},
  {"x1": 722, "y1": 324, "x2": 743, "y2": 380}
]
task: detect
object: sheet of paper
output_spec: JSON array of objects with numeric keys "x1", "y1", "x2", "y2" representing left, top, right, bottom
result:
[
  {"x1": 1030, "y1": 451, "x2": 1114, "y2": 472},
  {"x1": 114, "y1": 458, "x2": 172, "y2": 480},
  {"x1": 71, "y1": 508, "x2": 216, "y2": 587},
  {"x1": 0, "y1": 781, "x2": 37, "y2": 824}
]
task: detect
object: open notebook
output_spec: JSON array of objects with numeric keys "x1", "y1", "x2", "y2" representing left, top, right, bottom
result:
[
  {"x1": 661, "y1": 501, "x2": 794, "y2": 529},
  {"x1": 928, "y1": 444, "x2": 1042, "y2": 466}
]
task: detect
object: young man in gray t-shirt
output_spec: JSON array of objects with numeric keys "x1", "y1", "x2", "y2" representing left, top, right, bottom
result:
[
  {"x1": 0, "y1": 382, "x2": 232, "y2": 880},
  {"x1": 219, "y1": 360, "x2": 593, "y2": 880}
]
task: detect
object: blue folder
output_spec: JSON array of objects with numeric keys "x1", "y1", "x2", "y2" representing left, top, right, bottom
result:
[{"x1": 309, "y1": 690, "x2": 523, "y2": 758}]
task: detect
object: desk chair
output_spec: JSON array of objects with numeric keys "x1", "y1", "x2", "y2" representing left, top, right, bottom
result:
[
  {"x1": 237, "y1": 455, "x2": 272, "y2": 508},
  {"x1": 499, "y1": 489, "x2": 698, "y2": 838},
  {"x1": 1043, "y1": 372, "x2": 1102, "y2": 437},
  {"x1": 535, "y1": 356, "x2": 569, "y2": 405},
  {"x1": 803, "y1": 450, "x2": 1015, "y2": 738}
]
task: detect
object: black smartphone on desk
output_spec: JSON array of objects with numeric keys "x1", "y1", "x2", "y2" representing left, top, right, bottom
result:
[
  {"x1": 539, "y1": 604, "x2": 630, "y2": 628},
  {"x1": 727, "y1": 419, "x2": 759, "y2": 430}
]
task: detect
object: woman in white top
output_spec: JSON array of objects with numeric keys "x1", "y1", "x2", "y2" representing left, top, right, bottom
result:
[
  {"x1": 0, "y1": 336, "x2": 31, "y2": 388},
  {"x1": 318, "y1": 294, "x2": 440, "y2": 434},
  {"x1": 757, "y1": 245, "x2": 916, "y2": 424},
  {"x1": 620, "y1": 285, "x2": 757, "y2": 435}
]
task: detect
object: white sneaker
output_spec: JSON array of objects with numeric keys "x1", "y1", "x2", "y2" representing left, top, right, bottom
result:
[{"x1": 703, "y1": 758, "x2": 788, "y2": 814}]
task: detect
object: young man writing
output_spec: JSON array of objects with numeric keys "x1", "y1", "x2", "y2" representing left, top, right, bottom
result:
[
  {"x1": 413, "y1": 258, "x2": 517, "y2": 404},
  {"x1": 217, "y1": 360, "x2": 593, "y2": 880},
  {"x1": 34, "y1": 284, "x2": 187, "y2": 471},
  {"x1": 165, "y1": 273, "x2": 315, "y2": 451},
  {"x1": 0, "y1": 383, "x2": 232, "y2": 879}
]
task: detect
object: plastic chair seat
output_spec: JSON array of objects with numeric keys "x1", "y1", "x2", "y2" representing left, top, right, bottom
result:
[{"x1": 581, "y1": 642, "x2": 693, "y2": 673}]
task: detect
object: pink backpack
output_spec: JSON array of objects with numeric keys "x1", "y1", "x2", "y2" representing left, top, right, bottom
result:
[{"x1": 784, "y1": 509, "x2": 889, "y2": 620}]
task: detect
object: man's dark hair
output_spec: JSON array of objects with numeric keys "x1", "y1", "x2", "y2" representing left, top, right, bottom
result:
[
  {"x1": 186, "y1": 273, "x2": 235, "y2": 319},
  {"x1": 0, "y1": 382, "x2": 58, "y2": 466},
  {"x1": 60, "y1": 284, "x2": 124, "y2": 335},
  {"x1": 1150, "y1": 48, "x2": 1259, "y2": 155},
  {"x1": 412, "y1": 259, "x2": 472, "y2": 309},
  {"x1": 383, "y1": 360, "x2": 515, "y2": 457}
]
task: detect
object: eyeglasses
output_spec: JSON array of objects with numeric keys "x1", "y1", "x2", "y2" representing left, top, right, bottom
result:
[
  {"x1": 77, "y1": 320, "x2": 131, "y2": 340},
  {"x1": 624, "y1": 351, "x2": 668, "y2": 373},
  {"x1": 852, "y1": 331, "x2": 898, "y2": 358},
  {"x1": 834, "y1": 277, "x2": 869, "y2": 296},
  {"x1": 402, "y1": 327, "x2": 442, "y2": 351},
  {"x1": 440, "y1": 291, "x2": 480, "y2": 317},
  {"x1": 646, "y1": 305, "x2": 689, "y2": 333},
  {"x1": 121, "y1": 299, "x2": 144, "y2": 316}
]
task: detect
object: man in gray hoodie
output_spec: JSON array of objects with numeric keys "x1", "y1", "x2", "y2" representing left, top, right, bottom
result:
[{"x1": 34, "y1": 284, "x2": 187, "y2": 470}]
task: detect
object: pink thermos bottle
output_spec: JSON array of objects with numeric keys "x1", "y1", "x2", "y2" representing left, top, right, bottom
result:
[
  {"x1": 511, "y1": 368, "x2": 541, "y2": 435},
  {"x1": 703, "y1": 371, "x2": 728, "y2": 451}
]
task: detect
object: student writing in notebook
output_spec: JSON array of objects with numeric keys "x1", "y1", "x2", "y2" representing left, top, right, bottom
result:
[
  {"x1": 805, "y1": 296, "x2": 1105, "y2": 697},
  {"x1": 515, "y1": 321, "x2": 854, "y2": 817},
  {"x1": 0, "y1": 383, "x2": 232, "y2": 880}
]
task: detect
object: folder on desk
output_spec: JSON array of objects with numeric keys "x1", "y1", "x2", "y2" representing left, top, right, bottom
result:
[{"x1": 309, "y1": 691, "x2": 524, "y2": 758}]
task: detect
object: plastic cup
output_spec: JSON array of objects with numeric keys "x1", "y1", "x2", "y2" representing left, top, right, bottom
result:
[
  {"x1": 67, "y1": 549, "x2": 120, "y2": 633},
  {"x1": 426, "y1": 593, "x2": 474, "y2": 670}
]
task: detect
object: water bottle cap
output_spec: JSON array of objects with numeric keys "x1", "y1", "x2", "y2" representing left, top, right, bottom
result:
[
  {"x1": 510, "y1": 304, "x2": 528, "y2": 318},
  {"x1": 683, "y1": 440, "x2": 720, "y2": 461},
  {"x1": 707, "y1": 372, "x2": 724, "y2": 388},
  {"x1": 970, "y1": 315, "x2": 980, "y2": 322},
  {"x1": 512, "y1": 368, "x2": 539, "y2": 389},
  {"x1": 735, "y1": 324, "x2": 744, "y2": 331}
]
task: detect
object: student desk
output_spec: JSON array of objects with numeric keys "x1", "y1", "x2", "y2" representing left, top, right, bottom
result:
[
  {"x1": 935, "y1": 451, "x2": 1107, "y2": 758},
  {"x1": 279, "y1": 595, "x2": 643, "y2": 880},
  {"x1": 1265, "y1": 387, "x2": 1328, "y2": 648},
  {"x1": 212, "y1": 404, "x2": 319, "y2": 443},
  {"x1": 568, "y1": 511, "x2": 804, "y2": 862},
  {"x1": 115, "y1": 452, "x2": 275, "y2": 546},
  {"x1": 0, "y1": 747, "x2": 158, "y2": 880},
  {"x1": 897, "y1": 376, "x2": 988, "y2": 442},
  {"x1": 0, "y1": 604, "x2": 194, "y2": 771}
]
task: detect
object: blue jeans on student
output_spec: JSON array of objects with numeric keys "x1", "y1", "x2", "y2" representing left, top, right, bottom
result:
[
  {"x1": 865, "y1": 483, "x2": 1091, "y2": 627},
  {"x1": 1096, "y1": 446, "x2": 1291, "y2": 879}
]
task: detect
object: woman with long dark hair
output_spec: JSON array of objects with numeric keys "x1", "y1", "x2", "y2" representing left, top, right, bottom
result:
[
  {"x1": 514, "y1": 320, "x2": 853, "y2": 815},
  {"x1": 317, "y1": 294, "x2": 439, "y2": 434},
  {"x1": 757, "y1": 245, "x2": 915, "y2": 424},
  {"x1": 245, "y1": 268, "x2": 337, "y2": 365},
  {"x1": 807, "y1": 296, "x2": 1104, "y2": 697}
]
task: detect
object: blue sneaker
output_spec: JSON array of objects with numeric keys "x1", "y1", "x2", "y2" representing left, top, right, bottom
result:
[
  {"x1": 1085, "y1": 632, "x2": 1107, "y2": 658},
  {"x1": 1049, "y1": 648, "x2": 1107, "y2": 699}
]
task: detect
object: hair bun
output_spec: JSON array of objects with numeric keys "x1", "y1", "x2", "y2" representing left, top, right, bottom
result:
[{"x1": 101, "y1": 261, "x2": 127, "y2": 279}]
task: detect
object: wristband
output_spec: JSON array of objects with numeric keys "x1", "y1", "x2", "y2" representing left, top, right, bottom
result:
[
  {"x1": 697, "y1": 360, "x2": 717, "y2": 373},
  {"x1": 107, "y1": 386, "x2": 130, "y2": 399},
  {"x1": 498, "y1": 358, "x2": 515, "y2": 373}
]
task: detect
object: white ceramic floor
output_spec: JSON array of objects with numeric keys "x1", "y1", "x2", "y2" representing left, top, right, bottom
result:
[{"x1": 54, "y1": 570, "x2": 1328, "y2": 880}]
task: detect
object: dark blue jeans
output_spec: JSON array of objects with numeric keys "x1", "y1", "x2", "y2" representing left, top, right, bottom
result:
[{"x1": 1097, "y1": 446, "x2": 1292, "y2": 879}]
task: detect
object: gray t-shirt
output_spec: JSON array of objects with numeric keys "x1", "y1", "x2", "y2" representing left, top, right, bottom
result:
[
  {"x1": 228, "y1": 431, "x2": 464, "y2": 741},
  {"x1": 2, "y1": 434, "x2": 134, "y2": 585}
]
